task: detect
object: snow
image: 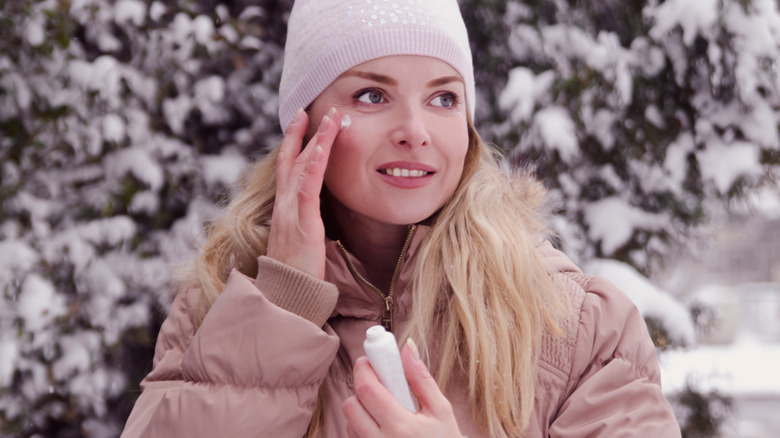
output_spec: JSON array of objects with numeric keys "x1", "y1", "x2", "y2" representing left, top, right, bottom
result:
[
  {"x1": 534, "y1": 106, "x2": 578, "y2": 161},
  {"x1": 192, "y1": 15, "x2": 215, "y2": 46},
  {"x1": 114, "y1": 0, "x2": 147, "y2": 26},
  {"x1": 239, "y1": 6, "x2": 266, "y2": 20},
  {"x1": 171, "y1": 13, "x2": 194, "y2": 43},
  {"x1": 664, "y1": 132, "x2": 695, "y2": 191},
  {"x1": 149, "y1": 2, "x2": 166, "y2": 22},
  {"x1": 102, "y1": 114, "x2": 126, "y2": 143},
  {"x1": 583, "y1": 197, "x2": 667, "y2": 255},
  {"x1": 585, "y1": 108, "x2": 617, "y2": 151},
  {"x1": 499, "y1": 67, "x2": 555, "y2": 123},
  {"x1": 52, "y1": 333, "x2": 100, "y2": 381},
  {"x1": 106, "y1": 147, "x2": 165, "y2": 191},
  {"x1": 742, "y1": 102, "x2": 780, "y2": 148},
  {"x1": 17, "y1": 274, "x2": 67, "y2": 332},
  {"x1": 5, "y1": 72, "x2": 32, "y2": 110},
  {"x1": 661, "y1": 338, "x2": 780, "y2": 397},
  {"x1": 0, "y1": 240, "x2": 38, "y2": 284},
  {"x1": 68, "y1": 367, "x2": 123, "y2": 417},
  {"x1": 698, "y1": 141, "x2": 760, "y2": 194},
  {"x1": 201, "y1": 151, "x2": 249, "y2": 188},
  {"x1": 23, "y1": 16, "x2": 46, "y2": 47},
  {"x1": 69, "y1": 56, "x2": 122, "y2": 103},
  {"x1": 194, "y1": 76, "x2": 229, "y2": 125},
  {"x1": 241, "y1": 35, "x2": 264, "y2": 51},
  {"x1": 163, "y1": 94, "x2": 193, "y2": 135},
  {"x1": 0, "y1": 336, "x2": 19, "y2": 387},
  {"x1": 76, "y1": 216, "x2": 137, "y2": 247},
  {"x1": 745, "y1": 186, "x2": 780, "y2": 219},
  {"x1": 129, "y1": 190, "x2": 160, "y2": 214},
  {"x1": 648, "y1": 0, "x2": 719, "y2": 46},
  {"x1": 584, "y1": 258, "x2": 697, "y2": 346},
  {"x1": 220, "y1": 25, "x2": 240, "y2": 44}
]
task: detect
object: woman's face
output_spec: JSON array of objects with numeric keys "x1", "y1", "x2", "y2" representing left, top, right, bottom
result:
[{"x1": 307, "y1": 55, "x2": 469, "y2": 227}]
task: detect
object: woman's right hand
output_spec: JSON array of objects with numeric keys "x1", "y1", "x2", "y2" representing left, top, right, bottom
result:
[{"x1": 267, "y1": 107, "x2": 342, "y2": 280}]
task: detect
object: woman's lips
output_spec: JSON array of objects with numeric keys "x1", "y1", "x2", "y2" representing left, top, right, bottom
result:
[
  {"x1": 379, "y1": 168, "x2": 430, "y2": 177},
  {"x1": 376, "y1": 162, "x2": 436, "y2": 188}
]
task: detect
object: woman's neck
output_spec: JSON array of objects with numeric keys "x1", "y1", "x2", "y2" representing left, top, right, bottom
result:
[{"x1": 325, "y1": 195, "x2": 410, "y2": 291}]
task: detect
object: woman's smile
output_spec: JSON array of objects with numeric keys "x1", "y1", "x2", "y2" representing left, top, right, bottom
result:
[{"x1": 376, "y1": 161, "x2": 436, "y2": 188}]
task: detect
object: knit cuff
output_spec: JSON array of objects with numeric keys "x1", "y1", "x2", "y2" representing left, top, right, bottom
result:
[{"x1": 254, "y1": 256, "x2": 338, "y2": 327}]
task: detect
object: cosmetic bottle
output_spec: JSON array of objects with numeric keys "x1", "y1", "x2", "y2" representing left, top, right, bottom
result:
[{"x1": 363, "y1": 325, "x2": 417, "y2": 412}]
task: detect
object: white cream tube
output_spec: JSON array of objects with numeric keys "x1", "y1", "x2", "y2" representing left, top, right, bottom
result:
[{"x1": 363, "y1": 325, "x2": 417, "y2": 412}]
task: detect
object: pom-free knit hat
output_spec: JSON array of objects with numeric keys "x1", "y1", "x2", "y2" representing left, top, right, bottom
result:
[{"x1": 278, "y1": 0, "x2": 475, "y2": 133}]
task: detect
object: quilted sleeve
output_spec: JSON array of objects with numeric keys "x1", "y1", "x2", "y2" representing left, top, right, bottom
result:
[
  {"x1": 549, "y1": 276, "x2": 681, "y2": 438},
  {"x1": 121, "y1": 257, "x2": 340, "y2": 438}
]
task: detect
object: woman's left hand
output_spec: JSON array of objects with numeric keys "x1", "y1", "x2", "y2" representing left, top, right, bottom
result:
[{"x1": 342, "y1": 340, "x2": 462, "y2": 438}]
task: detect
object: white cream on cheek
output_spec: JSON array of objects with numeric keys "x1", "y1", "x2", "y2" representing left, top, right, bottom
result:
[{"x1": 340, "y1": 114, "x2": 352, "y2": 130}]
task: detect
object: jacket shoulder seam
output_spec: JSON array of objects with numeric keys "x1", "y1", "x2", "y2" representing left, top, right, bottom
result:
[{"x1": 538, "y1": 271, "x2": 590, "y2": 377}]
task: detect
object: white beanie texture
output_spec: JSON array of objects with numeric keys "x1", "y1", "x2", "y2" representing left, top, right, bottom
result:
[{"x1": 278, "y1": 0, "x2": 475, "y2": 133}]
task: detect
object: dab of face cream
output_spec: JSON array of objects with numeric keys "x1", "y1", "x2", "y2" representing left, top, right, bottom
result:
[{"x1": 340, "y1": 114, "x2": 352, "y2": 130}]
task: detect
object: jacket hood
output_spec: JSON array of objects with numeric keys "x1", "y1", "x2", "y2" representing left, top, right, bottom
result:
[{"x1": 536, "y1": 239, "x2": 582, "y2": 276}]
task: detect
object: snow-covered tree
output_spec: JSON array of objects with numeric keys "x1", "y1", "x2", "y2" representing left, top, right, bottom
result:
[
  {"x1": 0, "y1": 0, "x2": 288, "y2": 434},
  {"x1": 484, "y1": 0, "x2": 779, "y2": 276}
]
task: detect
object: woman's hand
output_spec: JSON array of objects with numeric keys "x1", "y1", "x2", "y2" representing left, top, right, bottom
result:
[
  {"x1": 343, "y1": 340, "x2": 463, "y2": 438},
  {"x1": 267, "y1": 107, "x2": 342, "y2": 280}
]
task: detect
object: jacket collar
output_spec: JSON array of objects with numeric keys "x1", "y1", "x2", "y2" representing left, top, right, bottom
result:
[
  {"x1": 324, "y1": 224, "x2": 429, "y2": 324},
  {"x1": 324, "y1": 225, "x2": 582, "y2": 323}
]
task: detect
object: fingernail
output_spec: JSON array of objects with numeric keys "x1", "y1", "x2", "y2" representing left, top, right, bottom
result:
[
  {"x1": 328, "y1": 107, "x2": 337, "y2": 118},
  {"x1": 318, "y1": 115, "x2": 330, "y2": 133},
  {"x1": 311, "y1": 145, "x2": 323, "y2": 163},
  {"x1": 407, "y1": 338, "x2": 420, "y2": 361},
  {"x1": 292, "y1": 108, "x2": 305, "y2": 125}
]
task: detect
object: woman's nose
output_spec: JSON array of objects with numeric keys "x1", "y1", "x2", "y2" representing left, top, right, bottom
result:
[{"x1": 390, "y1": 104, "x2": 430, "y2": 149}]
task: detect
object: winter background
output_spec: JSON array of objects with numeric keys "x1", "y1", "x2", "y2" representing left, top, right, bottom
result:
[{"x1": 1, "y1": 0, "x2": 779, "y2": 436}]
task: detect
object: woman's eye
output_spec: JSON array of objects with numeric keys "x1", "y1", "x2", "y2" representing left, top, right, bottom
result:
[
  {"x1": 431, "y1": 93, "x2": 457, "y2": 108},
  {"x1": 356, "y1": 90, "x2": 384, "y2": 104}
]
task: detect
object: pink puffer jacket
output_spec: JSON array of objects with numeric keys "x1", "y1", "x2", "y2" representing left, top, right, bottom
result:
[{"x1": 121, "y1": 226, "x2": 681, "y2": 437}]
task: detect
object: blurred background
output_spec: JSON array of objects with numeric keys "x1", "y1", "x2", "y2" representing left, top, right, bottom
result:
[{"x1": 1, "y1": 0, "x2": 779, "y2": 436}]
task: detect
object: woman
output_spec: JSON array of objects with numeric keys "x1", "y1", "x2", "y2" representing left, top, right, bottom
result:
[{"x1": 122, "y1": 0, "x2": 681, "y2": 437}]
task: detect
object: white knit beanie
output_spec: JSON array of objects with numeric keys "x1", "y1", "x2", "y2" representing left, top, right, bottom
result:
[{"x1": 278, "y1": 0, "x2": 475, "y2": 133}]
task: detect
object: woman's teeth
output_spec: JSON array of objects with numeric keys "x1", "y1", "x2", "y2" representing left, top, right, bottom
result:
[{"x1": 382, "y1": 168, "x2": 430, "y2": 177}]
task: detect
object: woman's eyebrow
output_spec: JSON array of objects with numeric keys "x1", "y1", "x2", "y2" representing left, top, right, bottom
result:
[
  {"x1": 427, "y1": 76, "x2": 463, "y2": 87},
  {"x1": 340, "y1": 71, "x2": 398, "y2": 85}
]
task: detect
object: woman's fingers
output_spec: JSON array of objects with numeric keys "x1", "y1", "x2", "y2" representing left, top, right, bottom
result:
[
  {"x1": 353, "y1": 357, "x2": 401, "y2": 420},
  {"x1": 345, "y1": 357, "x2": 404, "y2": 432},
  {"x1": 401, "y1": 340, "x2": 452, "y2": 418},
  {"x1": 296, "y1": 109, "x2": 339, "y2": 225},
  {"x1": 342, "y1": 397, "x2": 380, "y2": 438},
  {"x1": 267, "y1": 107, "x2": 341, "y2": 279},
  {"x1": 345, "y1": 424, "x2": 360, "y2": 438},
  {"x1": 276, "y1": 108, "x2": 308, "y2": 192},
  {"x1": 345, "y1": 346, "x2": 462, "y2": 437},
  {"x1": 342, "y1": 364, "x2": 383, "y2": 436}
]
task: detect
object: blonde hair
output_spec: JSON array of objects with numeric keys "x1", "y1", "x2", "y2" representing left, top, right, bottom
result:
[
  {"x1": 176, "y1": 119, "x2": 563, "y2": 437},
  {"x1": 401, "y1": 123, "x2": 563, "y2": 436}
]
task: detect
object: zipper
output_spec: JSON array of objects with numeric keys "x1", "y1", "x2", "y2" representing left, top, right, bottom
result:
[{"x1": 336, "y1": 225, "x2": 417, "y2": 332}]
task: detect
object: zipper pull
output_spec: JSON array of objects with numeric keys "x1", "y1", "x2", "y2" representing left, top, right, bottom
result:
[{"x1": 382, "y1": 296, "x2": 393, "y2": 331}]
